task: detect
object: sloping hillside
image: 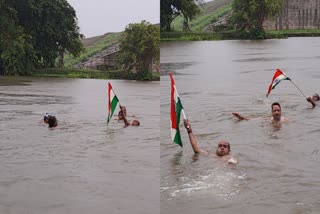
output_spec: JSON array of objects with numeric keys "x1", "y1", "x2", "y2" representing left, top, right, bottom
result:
[
  {"x1": 64, "y1": 32, "x2": 123, "y2": 67},
  {"x1": 81, "y1": 33, "x2": 116, "y2": 48},
  {"x1": 171, "y1": 0, "x2": 232, "y2": 31}
]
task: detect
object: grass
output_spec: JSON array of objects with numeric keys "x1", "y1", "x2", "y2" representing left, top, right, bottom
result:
[
  {"x1": 161, "y1": 28, "x2": 320, "y2": 41},
  {"x1": 266, "y1": 29, "x2": 320, "y2": 38},
  {"x1": 64, "y1": 32, "x2": 123, "y2": 67},
  {"x1": 171, "y1": 3, "x2": 232, "y2": 31},
  {"x1": 31, "y1": 68, "x2": 160, "y2": 81},
  {"x1": 32, "y1": 68, "x2": 111, "y2": 79}
]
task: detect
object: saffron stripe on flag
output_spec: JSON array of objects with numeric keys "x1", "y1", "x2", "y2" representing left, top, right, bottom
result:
[{"x1": 266, "y1": 69, "x2": 290, "y2": 97}]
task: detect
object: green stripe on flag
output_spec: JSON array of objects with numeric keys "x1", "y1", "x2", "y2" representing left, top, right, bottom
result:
[
  {"x1": 107, "y1": 95, "x2": 119, "y2": 124},
  {"x1": 174, "y1": 97, "x2": 183, "y2": 147}
]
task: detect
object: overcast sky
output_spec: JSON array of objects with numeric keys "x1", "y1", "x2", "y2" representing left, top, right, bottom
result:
[{"x1": 67, "y1": 0, "x2": 160, "y2": 38}]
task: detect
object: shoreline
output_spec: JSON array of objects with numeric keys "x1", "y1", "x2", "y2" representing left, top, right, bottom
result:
[
  {"x1": 161, "y1": 29, "x2": 320, "y2": 41},
  {"x1": 0, "y1": 68, "x2": 160, "y2": 81}
]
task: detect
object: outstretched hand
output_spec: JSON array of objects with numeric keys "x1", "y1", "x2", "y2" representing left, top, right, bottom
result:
[
  {"x1": 306, "y1": 97, "x2": 316, "y2": 108},
  {"x1": 183, "y1": 119, "x2": 192, "y2": 133},
  {"x1": 232, "y1": 112, "x2": 244, "y2": 120}
]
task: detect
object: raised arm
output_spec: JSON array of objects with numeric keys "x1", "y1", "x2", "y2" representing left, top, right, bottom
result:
[
  {"x1": 120, "y1": 105, "x2": 130, "y2": 127},
  {"x1": 232, "y1": 112, "x2": 249, "y2": 121},
  {"x1": 307, "y1": 97, "x2": 316, "y2": 108},
  {"x1": 183, "y1": 119, "x2": 208, "y2": 156}
]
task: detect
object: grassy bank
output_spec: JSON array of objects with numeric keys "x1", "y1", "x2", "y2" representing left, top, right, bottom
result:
[
  {"x1": 31, "y1": 68, "x2": 160, "y2": 81},
  {"x1": 161, "y1": 31, "x2": 230, "y2": 41},
  {"x1": 266, "y1": 29, "x2": 320, "y2": 38},
  {"x1": 161, "y1": 29, "x2": 320, "y2": 41},
  {"x1": 171, "y1": 2, "x2": 232, "y2": 31},
  {"x1": 64, "y1": 32, "x2": 123, "y2": 67}
]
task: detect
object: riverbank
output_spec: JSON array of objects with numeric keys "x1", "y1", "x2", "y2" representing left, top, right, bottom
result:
[
  {"x1": 30, "y1": 68, "x2": 160, "y2": 81},
  {"x1": 161, "y1": 29, "x2": 320, "y2": 41}
]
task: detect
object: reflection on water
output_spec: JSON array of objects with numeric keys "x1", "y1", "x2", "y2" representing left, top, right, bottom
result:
[
  {"x1": 161, "y1": 38, "x2": 320, "y2": 214},
  {"x1": 0, "y1": 77, "x2": 159, "y2": 214}
]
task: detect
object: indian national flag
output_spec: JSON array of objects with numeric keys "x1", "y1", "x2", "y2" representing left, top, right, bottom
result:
[
  {"x1": 107, "y1": 82, "x2": 119, "y2": 124},
  {"x1": 169, "y1": 73, "x2": 183, "y2": 147},
  {"x1": 266, "y1": 69, "x2": 291, "y2": 97}
]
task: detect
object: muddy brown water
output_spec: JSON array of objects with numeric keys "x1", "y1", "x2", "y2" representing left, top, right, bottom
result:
[
  {"x1": 0, "y1": 77, "x2": 159, "y2": 214},
  {"x1": 160, "y1": 38, "x2": 320, "y2": 214}
]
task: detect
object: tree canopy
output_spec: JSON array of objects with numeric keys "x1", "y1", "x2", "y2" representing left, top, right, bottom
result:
[
  {"x1": 230, "y1": 0, "x2": 284, "y2": 38},
  {"x1": 160, "y1": 0, "x2": 202, "y2": 32},
  {"x1": 118, "y1": 21, "x2": 159, "y2": 80},
  {"x1": 0, "y1": 0, "x2": 83, "y2": 75}
]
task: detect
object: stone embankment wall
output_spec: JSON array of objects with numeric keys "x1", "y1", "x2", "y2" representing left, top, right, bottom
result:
[
  {"x1": 74, "y1": 43, "x2": 120, "y2": 69},
  {"x1": 263, "y1": 0, "x2": 320, "y2": 30},
  {"x1": 74, "y1": 43, "x2": 159, "y2": 72}
]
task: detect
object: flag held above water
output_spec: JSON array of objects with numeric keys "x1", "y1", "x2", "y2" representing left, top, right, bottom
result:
[
  {"x1": 266, "y1": 69, "x2": 307, "y2": 98},
  {"x1": 169, "y1": 72, "x2": 186, "y2": 147},
  {"x1": 266, "y1": 69, "x2": 291, "y2": 97},
  {"x1": 107, "y1": 82, "x2": 119, "y2": 125}
]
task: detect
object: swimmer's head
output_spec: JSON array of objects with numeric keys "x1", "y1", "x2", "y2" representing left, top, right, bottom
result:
[{"x1": 44, "y1": 113, "x2": 51, "y2": 123}]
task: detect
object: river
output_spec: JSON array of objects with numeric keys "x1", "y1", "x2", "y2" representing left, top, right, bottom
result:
[
  {"x1": 160, "y1": 38, "x2": 320, "y2": 214},
  {"x1": 0, "y1": 77, "x2": 159, "y2": 214}
]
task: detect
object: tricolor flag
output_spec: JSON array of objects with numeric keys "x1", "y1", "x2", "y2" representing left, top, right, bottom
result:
[
  {"x1": 107, "y1": 82, "x2": 119, "y2": 125},
  {"x1": 266, "y1": 69, "x2": 291, "y2": 97},
  {"x1": 169, "y1": 73, "x2": 183, "y2": 147}
]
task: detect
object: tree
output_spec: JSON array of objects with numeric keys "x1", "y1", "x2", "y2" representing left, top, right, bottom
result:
[
  {"x1": 0, "y1": 0, "x2": 83, "y2": 75},
  {"x1": 0, "y1": 0, "x2": 35, "y2": 75},
  {"x1": 16, "y1": 0, "x2": 84, "y2": 68},
  {"x1": 230, "y1": 0, "x2": 284, "y2": 38},
  {"x1": 160, "y1": 0, "x2": 179, "y2": 32},
  {"x1": 180, "y1": 0, "x2": 201, "y2": 32},
  {"x1": 160, "y1": 0, "x2": 201, "y2": 32},
  {"x1": 119, "y1": 21, "x2": 160, "y2": 80}
]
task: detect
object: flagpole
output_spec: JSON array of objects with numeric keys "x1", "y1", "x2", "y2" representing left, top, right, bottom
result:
[
  {"x1": 289, "y1": 79, "x2": 307, "y2": 98},
  {"x1": 181, "y1": 109, "x2": 187, "y2": 120}
]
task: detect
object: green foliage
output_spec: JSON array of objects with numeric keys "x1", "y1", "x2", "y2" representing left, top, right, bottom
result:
[
  {"x1": 161, "y1": 31, "x2": 228, "y2": 40},
  {"x1": 32, "y1": 68, "x2": 110, "y2": 79},
  {"x1": 118, "y1": 21, "x2": 159, "y2": 80},
  {"x1": 161, "y1": 0, "x2": 202, "y2": 32},
  {"x1": 64, "y1": 33, "x2": 122, "y2": 67},
  {"x1": 31, "y1": 68, "x2": 160, "y2": 81},
  {"x1": 266, "y1": 29, "x2": 320, "y2": 38},
  {"x1": 161, "y1": 0, "x2": 179, "y2": 32},
  {"x1": 161, "y1": 28, "x2": 320, "y2": 41},
  {"x1": 1, "y1": 34, "x2": 35, "y2": 75},
  {"x1": 0, "y1": 0, "x2": 83, "y2": 75},
  {"x1": 230, "y1": 0, "x2": 284, "y2": 38},
  {"x1": 171, "y1": 3, "x2": 232, "y2": 31}
]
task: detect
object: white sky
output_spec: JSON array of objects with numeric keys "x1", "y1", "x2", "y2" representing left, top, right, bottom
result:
[{"x1": 67, "y1": 0, "x2": 160, "y2": 38}]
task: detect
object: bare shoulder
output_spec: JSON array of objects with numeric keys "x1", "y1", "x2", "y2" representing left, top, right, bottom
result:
[{"x1": 227, "y1": 156, "x2": 239, "y2": 164}]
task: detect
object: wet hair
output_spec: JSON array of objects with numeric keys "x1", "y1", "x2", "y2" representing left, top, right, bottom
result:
[
  {"x1": 48, "y1": 116, "x2": 57, "y2": 128},
  {"x1": 44, "y1": 113, "x2": 50, "y2": 121},
  {"x1": 313, "y1": 93, "x2": 319, "y2": 101},
  {"x1": 271, "y1": 102, "x2": 281, "y2": 110}
]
